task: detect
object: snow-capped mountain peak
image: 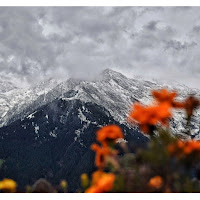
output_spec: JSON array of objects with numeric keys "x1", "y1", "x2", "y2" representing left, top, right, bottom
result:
[{"x1": 0, "y1": 69, "x2": 200, "y2": 139}]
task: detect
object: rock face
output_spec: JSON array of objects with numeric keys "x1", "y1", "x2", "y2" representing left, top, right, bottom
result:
[{"x1": 0, "y1": 69, "x2": 199, "y2": 191}]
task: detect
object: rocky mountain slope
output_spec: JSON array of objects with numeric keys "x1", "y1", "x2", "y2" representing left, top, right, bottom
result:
[
  {"x1": 0, "y1": 69, "x2": 200, "y2": 138},
  {"x1": 0, "y1": 78, "x2": 58, "y2": 127},
  {"x1": 0, "y1": 98, "x2": 147, "y2": 192}
]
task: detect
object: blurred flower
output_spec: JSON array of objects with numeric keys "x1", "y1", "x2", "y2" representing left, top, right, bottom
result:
[
  {"x1": 97, "y1": 125, "x2": 124, "y2": 146},
  {"x1": 152, "y1": 89, "x2": 184, "y2": 109},
  {"x1": 148, "y1": 176, "x2": 163, "y2": 189},
  {"x1": 85, "y1": 185, "x2": 99, "y2": 193},
  {"x1": 91, "y1": 144, "x2": 117, "y2": 168},
  {"x1": 152, "y1": 89, "x2": 177, "y2": 104},
  {"x1": 81, "y1": 173, "x2": 89, "y2": 189},
  {"x1": 0, "y1": 178, "x2": 17, "y2": 192},
  {"x1": 168, "y1": 140, "x2": 200, "y2": 159},
  {"x1": 91, "y1": 170, "x2": 105, "y2": 185},
  {"x1": 60, "y1": 180, "x2": 68, "y2": 192},
  {"x1": 184, "y1": 140, "x2": 200, "y2": 154},
  {"x1": 86, "y1": 171, "x2": 115, "y2": 193},
  {"x1": 128, "y1": 102, "x2": 171, "y2": 134}
]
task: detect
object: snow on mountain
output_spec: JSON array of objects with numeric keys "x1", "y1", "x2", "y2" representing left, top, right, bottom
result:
[
  {"x1": 0, "y1": 69, "x2": 200, "y2": 138},
  {"x1": 0, "y1": 79, "x2": 18, "y2": 93},
  {"x1": 0, "y1": 77, "x2": 20, "y2": 122},
  {"x1": 0, "y1": 78, "x2": 59, "y2": 126},
  {"x1": 0, "y1": 97, "x2": 147, "y2": 191}
]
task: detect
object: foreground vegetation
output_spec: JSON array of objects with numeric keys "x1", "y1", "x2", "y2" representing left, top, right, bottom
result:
[{"x1": 1, "y1": 89, "x2": 200, "y2": 192}]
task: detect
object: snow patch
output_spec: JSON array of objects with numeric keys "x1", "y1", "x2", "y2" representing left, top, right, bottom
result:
[
  {"x1": 27, "y1": 111, "x2": 37, "y2": 119},
  {"x1": 35, "y1": 125, "x2": 39, "y2": 134}
]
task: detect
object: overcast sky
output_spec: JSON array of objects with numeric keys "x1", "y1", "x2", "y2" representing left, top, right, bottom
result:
[{"x1": 1, "y1": 7, "x2": 200, "y2": 88}]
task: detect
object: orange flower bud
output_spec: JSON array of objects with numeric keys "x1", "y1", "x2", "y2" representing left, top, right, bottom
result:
[
  {"x1": 97, "y1": 125, "x2": 124, "y2": 146},
  {"x1": 148, "y1": 176, "x2": 163, "y2": 189}
]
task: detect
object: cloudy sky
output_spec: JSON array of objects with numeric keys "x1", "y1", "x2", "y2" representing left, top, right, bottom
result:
[{"x1": 1, "y1": 7, "x2": 200, "y2": 88}]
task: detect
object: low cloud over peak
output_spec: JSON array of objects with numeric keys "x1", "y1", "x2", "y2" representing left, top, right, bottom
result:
[{"x1": 0, "y1": 7, "x2": 200, "y2": 89}]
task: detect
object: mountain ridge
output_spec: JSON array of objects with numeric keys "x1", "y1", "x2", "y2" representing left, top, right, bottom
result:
[
  {"x1": 0, "y1": 97, "x2": 148, "y2": 192},
  {"x1": 0, "y1": 69, "x2": 200, "y2": 138}
]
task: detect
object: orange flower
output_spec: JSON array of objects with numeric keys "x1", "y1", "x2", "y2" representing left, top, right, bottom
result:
[
  {"x1": 85, "y1": 171, "x2": 115, "y2": 193},
  {"x1": 148, "y1": 176, "x2": 163, "y2": 189},
  {"x1": 152, "y1": 89, "x2": 175, "y2": 104},
  {"x1": 96, "y1": 173, "x2": 115, "y2": 192},
  {"x1": 97, "y1": 125, "x2": 124, "y2": 146},
  {"x1": 177, "y1": 140, "x2": 185, "y2": 149},
  {"x1": 85, "y1": 185, "x2": 100, "y2": 193},
  {"x1": 152, "y1": 89, "x2": 176, "y2": 103},
  {"x1": 91, "y1": 170, "x2": 105, "y2": 185},
  {"x1": 91, "y1": 144, "x2": 116, "y2": 168},
  {"x1": 168, "y1": 140, "x2": 200, "y2": 159},
  {"x1": 184, "y1": 140, "x2": 200, "y2": 154},
  {"x1": 128, "y1": 102, "x2": 171, "y2": 133},
  {"x1": 152, "y1": 89, "x2": 184, "y2": 108},
  {"x1": 156, "y1": 102, "x2": 172, "y2": 125}
]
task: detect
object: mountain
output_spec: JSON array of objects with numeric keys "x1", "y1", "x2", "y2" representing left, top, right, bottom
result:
[
  {"x1": 0, "y1": 77, "x2": 19, "y2": 123},
  {"x1": 0, "y1": 78, "x2": 59, "y2": 127},
  {"x1": 0, "y1": 98, "x2": 148, "y2": 192},
  {"x1": 0, "y1": 69, "x2": 200, "y2": 192},
  {"x1": 1, "y1": 69, "x2": 200, "y2": 137}
]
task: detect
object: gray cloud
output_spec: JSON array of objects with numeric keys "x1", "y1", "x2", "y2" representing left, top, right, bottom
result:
[
  {"x1": 0, "y1": 7, "x2": 200, "y2": 88},
  {"x1": 164, "y1": 40, "x2": 197, "y2": 51}
]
